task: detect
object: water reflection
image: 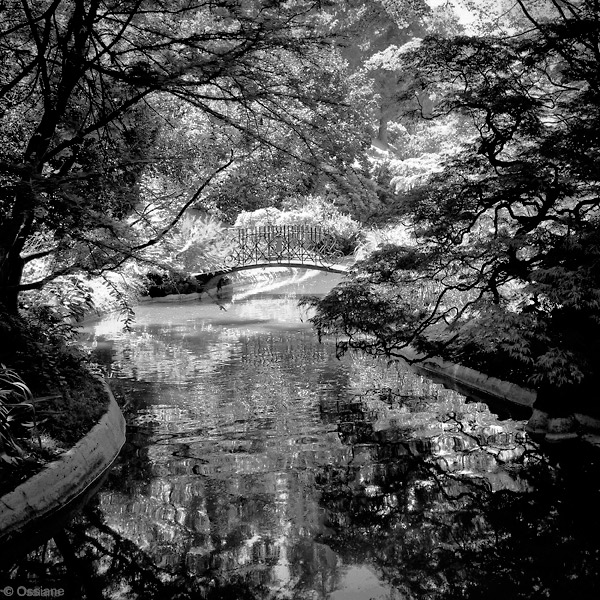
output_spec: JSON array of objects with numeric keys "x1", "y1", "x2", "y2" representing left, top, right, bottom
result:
[{"x1": 3, "y1": 272, "x2": 600, "y2": 599}]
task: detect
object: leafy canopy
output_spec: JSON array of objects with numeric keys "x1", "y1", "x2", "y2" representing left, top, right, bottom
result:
[
  {"x1": 307, "y1": 0, "x2": 600, "y2": 403},
  {"x1": 0, "y1": 0, "x2": 367, "y2": 311}
]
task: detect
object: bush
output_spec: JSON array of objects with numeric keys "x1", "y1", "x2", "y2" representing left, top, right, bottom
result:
[
  {"x1": 353, "y1": 223, "x2": 417, "y2": 261},
  {"x1": 0, "y1": 365, "x2": 33, "y2": 466},
  {"x1": 0, "y1": 304, "x2": 109, "y2": 449}
]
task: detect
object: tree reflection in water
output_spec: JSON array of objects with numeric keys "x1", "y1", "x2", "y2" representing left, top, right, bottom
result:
[
  {"x1": 3, "y1": 290, "x2": 600, "y2": 599},
  {"x1": 316, "y1": 391, "x2": 600, "y2": 600},
  {"x1": 4, "y1": 406, "x2": 600, "y2": 599}
]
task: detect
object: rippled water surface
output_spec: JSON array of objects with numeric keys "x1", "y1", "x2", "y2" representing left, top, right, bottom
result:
[{"x1": 5, "y1": 271, "x2": 600, "y2": 599}]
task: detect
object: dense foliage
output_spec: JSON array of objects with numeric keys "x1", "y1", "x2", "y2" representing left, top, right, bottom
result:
[
  {"x1": 0, "y1": 0, "x2": 369, "y2": 314},
  {"x1": 3, "y1": 0, "x2": 600, "y2": 453},
  {"x1": 0, "y1": 0, "x2": 376, "y2": 457},
  {"x1": 307, "y1": 0, "x2": 600, "y2": 414}
]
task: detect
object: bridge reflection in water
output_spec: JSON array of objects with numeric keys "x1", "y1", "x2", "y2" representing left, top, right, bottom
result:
[{"x1": 222, "y1": 225, "x2": 348, "y2": 273}]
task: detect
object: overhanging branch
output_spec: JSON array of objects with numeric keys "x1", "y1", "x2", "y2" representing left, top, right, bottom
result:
[{"x1": 131, "y1": 151, "x2": 235, "y2": 252}]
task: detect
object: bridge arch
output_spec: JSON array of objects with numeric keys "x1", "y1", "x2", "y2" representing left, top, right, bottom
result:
[
  {"x1": 222, "y1": 261, "x2": 349, "y2": 275},
  {"x1": 198, "y1": 225, "x2": 352, "y2": 275}
]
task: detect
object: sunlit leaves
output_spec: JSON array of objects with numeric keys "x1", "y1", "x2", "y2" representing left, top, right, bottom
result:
[
  {"x1": 309, "y1": 0, "x2": 600, "y2": 395},
  {"x1": 1, "y1": 0, "x2": 368, "y2": 311},
  {"x1": 0, "y1": 365, "x2": 34, "y2": 465},
  {"x1": 146, "y1": 213, "x2": 236, "y2": 273}
]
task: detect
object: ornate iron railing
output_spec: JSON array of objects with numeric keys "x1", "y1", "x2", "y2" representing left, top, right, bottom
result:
[{"x1": 224, "y1": 225, "x2": 343, "y2": 270}]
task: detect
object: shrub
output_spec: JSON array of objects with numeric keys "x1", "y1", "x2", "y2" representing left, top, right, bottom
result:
[
  {"x1": 0, "y1": 365, "x2": 33, "y2": 466},
  {"x1": 0, "y1": 304, "x2": 109, "y2": 448},
  {"x1": 353, "y1": 223, "x2": 417, "y2": 261}
]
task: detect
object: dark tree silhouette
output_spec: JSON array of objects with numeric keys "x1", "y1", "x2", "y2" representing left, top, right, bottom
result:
[
  {"x1": 306, "y1": 0, "x2": 600, "y2": 417},
  {"x1": 0, "y1": 0, "x2": 357, "y2": 312}
]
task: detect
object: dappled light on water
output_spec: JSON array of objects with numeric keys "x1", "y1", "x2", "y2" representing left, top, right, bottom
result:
[{"x1": 5, "y1": 271, "x2": 600, "y2": 599}]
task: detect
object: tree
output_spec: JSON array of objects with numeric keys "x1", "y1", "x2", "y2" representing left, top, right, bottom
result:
[
  {"x1": 306, "y1": 0, "x2": 600, "y2": 416},
  {"x1": 199, "y1": 50, "x2": 374, "y2": 219},
  {"x1": 321, "y1": 0, "x2": 435, "y2": 148},
  {"x1": 0, "y1": 0, "x2": 364, "y2": 313}
]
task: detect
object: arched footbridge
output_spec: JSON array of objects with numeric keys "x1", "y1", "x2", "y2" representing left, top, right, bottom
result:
[{"x1": 217, "y1": 225, "x2": 352, "y2": 274}]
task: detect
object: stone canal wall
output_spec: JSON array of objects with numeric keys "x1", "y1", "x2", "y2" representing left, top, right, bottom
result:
[
  {"x1": 399, "y1": 347, "x2": 536, "y2": 409},
  {"x1": 399, "y1": 348, "x2": 600, "y2": 445},
  {"x1": 0, "y1": 382, "x2": 126, "y2": 556}
]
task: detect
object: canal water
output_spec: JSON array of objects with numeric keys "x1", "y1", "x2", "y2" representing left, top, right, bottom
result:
[{"x1": 5, "y1": 270, "x2": 600, "y2": 599}]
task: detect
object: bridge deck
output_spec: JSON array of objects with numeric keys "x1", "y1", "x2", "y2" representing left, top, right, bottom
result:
[{"x1": 224, "y1": 259, "x2": 351, "y2": 274}]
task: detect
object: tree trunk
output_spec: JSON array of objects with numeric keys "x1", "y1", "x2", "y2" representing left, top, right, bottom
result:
[
  {"x1": 0, "y1": 4, "x2": 97, "y2": 315},
  {"x1": 377, "y1": 113, "x2": 389, "y2": 148},
  {"x1": 0, "y1": 187, "x2": 33, "y2": 314},
  {"x1": 0, "y1": 246, "x2": 25, "y2": 313}
]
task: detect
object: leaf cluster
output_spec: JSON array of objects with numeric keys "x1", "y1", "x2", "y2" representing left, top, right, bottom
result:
[
  {"x1": 0, "y1": 0, "x2": 369, "y2": 306},
  {"x1": 309, "y1": 0, "x2": 600, "y2": 395}
]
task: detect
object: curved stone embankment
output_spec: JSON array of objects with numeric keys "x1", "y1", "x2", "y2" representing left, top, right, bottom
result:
[
  {"x1": 0, "y1": 382, "x2": 126, "y2": 557},
  {"x1": 399, "y1": 348, "x2": 600, "y2": 446}
]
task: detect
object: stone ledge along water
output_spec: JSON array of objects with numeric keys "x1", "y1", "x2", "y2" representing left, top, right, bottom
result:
[{"x1": 0, "y1": 384, "x2": 126, "y2": 558}]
